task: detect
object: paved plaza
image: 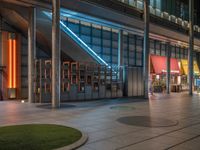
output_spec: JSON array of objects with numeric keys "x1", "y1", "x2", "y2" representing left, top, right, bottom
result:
[{"x1": 1, "y1": 92, "x2": 200, "y2": 150}]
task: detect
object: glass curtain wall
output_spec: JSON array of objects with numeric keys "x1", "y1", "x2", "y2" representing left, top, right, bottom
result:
[
  {"x1": 149, "y1": 39, "x2": 188, "y2": 59},
  {"x1": 123, "y1": 32, "x2": 143, "y2": 67},
  {"x1": 63, "y1": 18, "x2": 118, "y2": 67},
  {"x1": 62, "y1": 17, "x2": 145, "y2": 68},
  {"x1": 61, "y1": 17, "x2": 196, "y2": 68}
]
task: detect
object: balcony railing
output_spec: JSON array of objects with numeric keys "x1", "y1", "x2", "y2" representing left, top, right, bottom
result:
[{"x1": 117, "y1": 0, "x2": 200, "y2": 33}]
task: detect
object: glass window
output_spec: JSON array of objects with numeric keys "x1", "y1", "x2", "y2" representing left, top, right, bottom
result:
[
  {"x1": 129, "y1": 51, "x2": 135, "y2": 66},
  {"x1": 136, "y1": 52, "x2": 142, "y2": 66},
  {"x1": 155, "y1": 41, "x2": 161, "y2": 55},
  {"x1": 193, "y1": 52, "x2": 197, "y2": 60},
  {"x1": 92, "y1": 28, "x2": 101, "y2": 37},
  {"x1": 150, "y1": 39, "x2": 155, "y2": 55},
  {"x1": 80, "y1": 25, "x2": 91, "y2": 35},
  {"x1": 180, "y1": 48, "x2": 184, "y2": 59},
  {"x1": 175, "y1": 46, "x2": 180, "y2": 59},
  {"x1": 80, "y1": 35, "x2": 91, "y2": 45},
  {"x1": 136, "y1": 36, "x2": 143, "y2": 66},
  {"x1": 156, "y1": 0, "x2": 162, "y2": 10},
  {"x1": 129, "y1": 0, "x2": 136, "y2": 6},
  {"x1": 150, "y1": 0, "x2": 154, "y2": 7},
  {"x1": 92, "y1": 45, "x2": 101, "y2": 54},
  {"x1": 123, "y1": 34, "x2": 129, "y2": 66},
  {"x1": 103, "y1": 39, "x2": 111, "y2": 47},
  {"x1": 68, "y1": 22, "x2": 79, "y2": 34},
  {"x1": 103, "y1": 47, "x2": 111, "y2": 55},
  {"x1": 92, "y1": 37, "x2": 101, "y2": 45},
  {"x1": 184, "y1": 48, "x2": 188, "y2": 59},
  {"x1": 136, "y1": 36, "x2": 143, "y2": 53},
  {"x1": 161, "y1": 43, "x2": 166, "y2": 56},
  {"x1": 171, "y1": 46, "x2": 176, "y2": 58},
  {"x1": 112, "y1": 56, "x2": 118, "y2": 65},
  {"x1": 103, "y1": 30, "x2": 111, "y2": 40}
]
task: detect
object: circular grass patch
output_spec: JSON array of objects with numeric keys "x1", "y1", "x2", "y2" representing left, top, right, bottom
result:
[
  {"x1": 0, "y1": 124, "x2": 82, "y2": 150},
  {"x1": 117, "y1": 116, "x2": 178, "y2": 127}
]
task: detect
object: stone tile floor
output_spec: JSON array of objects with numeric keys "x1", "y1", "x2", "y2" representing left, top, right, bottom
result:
[{"x1": 1, "y1": 92, "x2": 200, "y2": 149}]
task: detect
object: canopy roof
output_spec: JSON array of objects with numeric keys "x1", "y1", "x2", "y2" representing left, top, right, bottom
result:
[
  {"x1": 181, "y1": 59, "x2": 200, "y2": 75},
  {"x1": 151, "y1": 55, "x2": 180, "y2": 75}
]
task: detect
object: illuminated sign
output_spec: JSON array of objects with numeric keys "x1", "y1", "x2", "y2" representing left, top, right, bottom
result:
[{"x1": 161, "y1": 70, "x2": 180, "y2": 74}]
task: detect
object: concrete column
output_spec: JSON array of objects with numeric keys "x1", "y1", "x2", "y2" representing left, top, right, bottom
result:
[
  {"x1": 52, "y1": 0, "x2": 61, "y2": 108},
  {"x1": 166, "y1": 42, "x2": 171, "y2": 94},
  {"x1": 188, "y1": 0, "x2": 194, "y2": 95},
  {"x1": 28, "y1": 7, "x2": 36, "y2": 103},
  {"x1": 143, "y1": 0, "x2": 150, "y2": 99}
]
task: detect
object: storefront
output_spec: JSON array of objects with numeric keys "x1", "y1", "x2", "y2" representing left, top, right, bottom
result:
[
  {"x1": 150, "y1": 55, "x2": 181, "y2": 93},
  {"x1": 180, "y1": 59, "x2": 200, "y2": 91}
]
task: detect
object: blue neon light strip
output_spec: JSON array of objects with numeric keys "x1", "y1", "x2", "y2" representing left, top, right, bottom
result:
[{"x1": 44, "y1": 11, "x2": 109, "y2": 66}]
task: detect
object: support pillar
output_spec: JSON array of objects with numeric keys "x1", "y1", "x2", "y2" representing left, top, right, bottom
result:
[
  {"x1": 118, "y1": 30, "x2": 125, "y2": 96},
  {"x1": 188, "y1": 0, "x2": 194, "y2": 95},
  {"x1": 143, "y1": 0, "x2": 150, "y2": 99},
  {"x1": 28, "y1": 7, "x2": 36, "y2": 103},
  {"x1": 166, "y1": 42, "x2": 171, "y2": 94},
  {"x1": 118, "y1": 30, "x2": 124, "y2": 68},
  {"x1": 52, "y1": 0, "x2": 61, "y2": 108},
  {"x1": 118, "y1": 30, "x2": 124, "y2": 81}
]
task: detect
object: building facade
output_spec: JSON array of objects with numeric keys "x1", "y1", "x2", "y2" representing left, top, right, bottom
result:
[{"x1": 0, "y1": 0, "x2": 200, "y2": 105}]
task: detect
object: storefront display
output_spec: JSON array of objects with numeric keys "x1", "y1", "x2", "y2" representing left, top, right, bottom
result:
[
  {"x1": 62, "y1": 61, "x2": 70, "y2": 92},
  {"x1": 44, "y1": 60, "x2": 52, "y2": 93},
  {"x1": 79, "y1": 63, "x2": 86, "y2": 92},
  {"x1": 151, "y1": 78, "x2": 165, "y2": 93}
]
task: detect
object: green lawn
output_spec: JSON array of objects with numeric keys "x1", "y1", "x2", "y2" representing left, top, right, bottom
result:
[{"x1": 0, "y1": 124, "x2": 82, "y2": 150}]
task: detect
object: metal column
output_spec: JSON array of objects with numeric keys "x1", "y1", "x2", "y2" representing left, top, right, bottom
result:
[
  {"x1": 166, "y1": 42, "x2": 171, "y2": 94},
  {"x1": 118, "y1": 30, "x2": 125, "y2": 96},
  {"x1": 52, "y1": 0, "x2": 61, "y2": 108},
  {"x1": 28, "y1": 7, "x2": 36, "y2": 103},
  {"x1": 118, "y1": 30, "x2": 124, "y2": 81},
  {"x1": 118, "y1": 30, "x2": 124, "y2": 68},
  {"x1": 143, "y1": 0, "x2": 150, "y2": 99},
  {"x1": 188, "y1": 0, "x2": 194, "y2": 95}
]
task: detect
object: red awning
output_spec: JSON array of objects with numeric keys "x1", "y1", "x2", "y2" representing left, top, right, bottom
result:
[{"x1": 151, "y1": 55, "x2": 180, "y2": 75}]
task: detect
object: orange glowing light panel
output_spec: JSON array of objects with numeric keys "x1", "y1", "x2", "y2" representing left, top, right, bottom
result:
[
  {"x1": 8, "y1": 38, "x2": 17, "y2": 88},
  {"x1": 13, "y1": 39, "x2": 17, "y2": 88}
]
